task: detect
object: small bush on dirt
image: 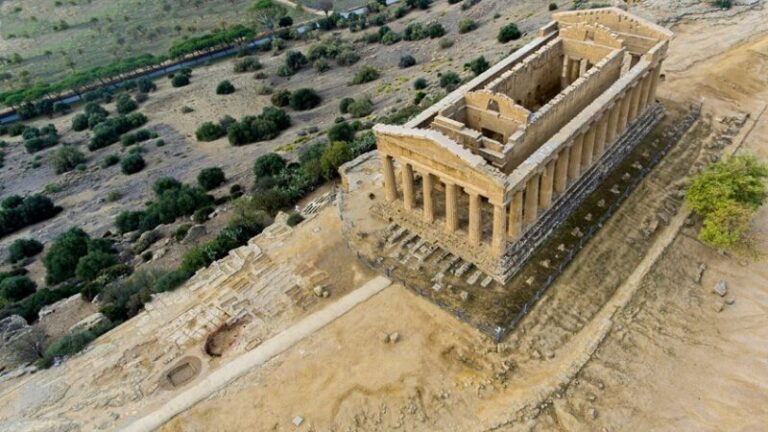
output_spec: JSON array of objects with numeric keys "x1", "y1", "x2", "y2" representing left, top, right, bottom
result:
[
  {"x1": 280, "y1": 50, "x2": 309, "y2": 76},
  {"x1": 171, "y1": 74, "x2": 190, "y2": 87},
  {"x1": 76, "y1": 251, "x2": 118, "y2": 281},
  {"x1": 115, "y1": 94, "x2": 138, "y2": 114},
  {"x1": 72, "y1": 114, "x2": 88, "y2": 131},
  {"x1": 426, "y1": 22, "x2": 446, "y2": 38},
  {"x1": 271, "y1": 89, "x2": 291, "y2": 107},
  {"x1": 498, "y1": 23, "x2": 522, "y2": 43},
  {"x1": 120, "y1": 129, "x2": 155, "y2": 147},
  {"x1": 464, "y1": 56, "x2": 490, "y2": 76},
  {"x1": 438, "y1": 37, "x2": 454, "y2": 49},
  {"x1": 414, "y1": 77, "x2": 429, "y2": 90},
  {"x1": 254, "y1": 153, "x2": 287, "y2": 178},
  {"x1": 38, "y1": 330, "x2": 98, "y2": 368},
  {"x1": 198, "y1": 167, "x2": 226, "y2": 190},
  {"x1": 121, "y1": 154, "x2": 145, "y2": 175},
  {"x1": 0, "y1": 194, "x2": 59, "y2": 239},
  {"x1": 458, "y1": 19, "x2": 477, "y2": 34},
  {"x1": 327, "y1": 121, "x2": 356, "y2": 142},
  {"x1": 50, "y1": 146, "x2": 86, "y2": 174},
  {"x1": 101, "y1": 154, "x2": 120, "y2": 168},
  {"x1": 195, "y1": 122, "x2": 225, "y2": 142},
  {"x1": 193, "y1": 206, "x2": 214, "y2": 223},
  {"x1": 0, "y1": 276, "x2": 36, "y2": 302},
  {"x1": 226, "y1": 107, "x2": 291, "y2": 146},
  {"x1": 339, "y1": 97, "x2": 355, "y2": 114},
  {"x1": 399, "y1": 54, "x2": 416, "y2": 68},
  {"x1": 440, "y1": 71, "x2": 462, "y2": 90},
  {"x1": 234, "y1": 57, "x2": 262, "y2": 73},
  {"x1": 216, "y1": 80, "x2": 236, "y2": 95},
  {"x1": 313, "y1": 58, "x2": 330, "y2": 73},
  {"x1": 549, "y1": 2, "x2": 559, "y2": 10},
  {"x1": 351, "y1": 66, "x2": 380, "y2": 84},
  {"x1": 137, "y1": 78, "x2": 156, "y2": 93},
  {"x1": 8, "y1": 238, "x2": 44, "y2": 264},
  {"x1": 347, "y1": 96, "x2": 374, "y2": 118},
  {"x1": 289, "y1": 88, "x2": 322, "y2": 111}
]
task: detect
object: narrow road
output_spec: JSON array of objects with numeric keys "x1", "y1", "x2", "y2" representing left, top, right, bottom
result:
[{"x1": 119, "y1": 275, "x2": 392, "y2": 432}]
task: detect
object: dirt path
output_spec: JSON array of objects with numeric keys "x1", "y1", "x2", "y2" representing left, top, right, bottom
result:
[{"x1": 120, "y1": 275, "x2": 391, "y2": 432}]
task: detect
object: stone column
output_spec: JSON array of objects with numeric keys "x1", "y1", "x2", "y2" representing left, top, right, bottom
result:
[
  {"x1": 422, "y1": 172, "x2": 434, "y2": 223},
  {"x1": 382, "y1": 154, "x2": 397, "y2": 202},
  {"x1": 507, "y1": 190, "x2": 523, "y2": 239},
  {"x1": 539, "y1": 161, "x2": 555, "y2": 210},
  {"x1": 568, "y1": 135, "x2": 584, "y2": 182},
  {"x1": 628, "y1": 83, "x2": 642, "y2": 122},
  {"x1": 444, "y1": 182, "x2": 458, "y2": 233},
  {"x1": 468, "y1": 192, "x2": 481, "y2": 246},
  {"x1": 647, "y1": 64, "x2": 662, "y2": 106},
  {"x1": 402, "y1": 163, "x2": 415, "y2": 211},
  {"x1": 606, "y1": 102, "x2": 620, "y2": 145},
  {"x1": 570, "y1": 58, "x2": 580, "y2": 83},
  {"x1": 491, "y1": 203, "x2": 508, "y2": 256},
  {"x1": 594, "y1": 117, "x2": 608, "y2": 157},
  {"x1": 581, "y1": 127, "x2": 596, "y2": 170},
  {"x1": 523, "y1": 175, "x2": 539, "y2": 226},
  {"x1": 639, "y1": 71, "x2": 652, "y2": 112},
  {"x1": 579, "y1": 58, "x2": 588, "y2": 77},
  {"x1": 617, "y1": 92, "x2": 632, "y2": 133},
  {"x1": 554, "y1": 147, "x2": 570, "y2": 194}
]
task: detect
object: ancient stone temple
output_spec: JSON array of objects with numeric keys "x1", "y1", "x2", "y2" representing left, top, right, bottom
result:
[{"x1": 372, "y1": 8, "x2": 673, "y2": 282}]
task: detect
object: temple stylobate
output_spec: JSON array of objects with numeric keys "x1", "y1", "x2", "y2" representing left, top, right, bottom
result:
[{"x1": 373, "y1": 7, "x2": 673, "y2": 282}]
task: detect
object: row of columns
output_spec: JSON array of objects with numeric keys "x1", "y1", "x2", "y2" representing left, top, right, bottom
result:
[
  {"x1": 381, "y1": 156, "x2": 509, "y2": 255},
  {"x1": 504, "y1": 63, "x2": 661, "y2": 241},
  {"x1": 380, "y1": 63, "x2": 662, "y2": 257},
  {"x1": 564, "y1": 56, "x2": 590, "y2": 85}
]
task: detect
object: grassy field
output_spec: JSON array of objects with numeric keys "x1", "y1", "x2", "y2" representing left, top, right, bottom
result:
[{"x1": 0, "y1": 0, "x2": 315, "y2": 89}]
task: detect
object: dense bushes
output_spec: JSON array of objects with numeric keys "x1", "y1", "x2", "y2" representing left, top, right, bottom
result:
[
  {"x1": 137, "y1": 78, "x2": 157, "y2": 93},
  {"x1": 23, "y1": 124, "x2": 59, "y2": 153},
  {"x1": 8, "y1": 238, "x2": 44, "y2": 263},
  {"x1": 351, "y1": 66, "x2": 381, "y2": 84},
  {"x1": 72, "y1": 114, "x2": 89, "y2": 131},
  {"x1": 120, "y1": 154, "x2": 145, "y2": 175},
  {"x1": 226, "y1": 107, "x2": 291, "y2": 146},
  {"x1": 307, "y1": 37, "x2": 360, "y2": 67},
  {"x1": 50, "y1": 146, "x2": 86, "y2": 174},
  {"x1": 169, "y1": 24, "x2": 254, "y2": 58},
  {"x1": 88, "y1": 112, "x2": 148, "y2": 151},
  {"x1": 198, "y1": 167, "x2": 226, "y2": 190},
  {"x1": 195, "y1": 121, "x2": 226, "y2": 141},
  {"x1": 399, "y1": 54, "x2": 417, "y2": 68},
  {"x1": 0, "y1": 194, "x2": 60, "y2": 239},
  {"x1": 120, "y1": 129, "x2": 155, "y2": 147},
  {"x1": 440, "y1": 71, "x2": 462, "y2": 90},
  {"x1": 115, "y1": 180, "x2": 213, "y2": 234},
  {"x1": 216, "y1": 80, "x2": 236, "y2": 95},
  {"x1": 254, "y1": 153, "x2": 287, "y2": 178},
  {"x1": 346, "y1": 96, "x2": 374, "y2": 118},
  {"x1": 328, "y1": 121, "x2": 356, "y2": 142},
  {"x1": 465, "y1": 56, "x2": 490, "y2": 76},
  {"x1": 43, "y1": 228, "x2": 117, "y2": 284},
  {"x1": 271, "y1": 89, "x2": 291, "y2": 107},
  {"x1": 289, "y1": 88, "x2": 322, "y2": 111},
  {"x1": 171, "y1": 74, "x2": 190, "y2": 87},
  {"x1": 0, "y1": 276, "x2": 37, "y2": 302},
  {"x1": 498, "y1": 23, "x2": 522, "y2": 43},
  {"x1": 278, "y1": 50, "x2": 309, "y2": 76}
]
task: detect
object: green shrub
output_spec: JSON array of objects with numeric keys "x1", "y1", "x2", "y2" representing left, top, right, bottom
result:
[
  {"x1": 464, "y1": 56, "x2": 490, "y2": 76},
  {"x1": 347, "y1": 96, "x2": 374, "y2": 118},
  {"x1": 548, "y1": 2, "x2": 558, "y2": 10},
  {"x1": 271, "y1": 89, "x2": 291, "y2": 107},
  {"x1": 320, "y1": 141, "x2": 353, "y2": 180},
  {"x1": 440, "y1": 71, "x2": 462, "y2": 90},
  {"x1": 0, "y1": 276, "x2": 36, "y2": 301},
  {"x1": 498, "y1": 23, "x2": 522, "y2": 43},
  {"x1": 328, "y1": 121, "x2": 356, "y2": 142},
  {"x1": 39, "y1": 330, "x2": 97, "y2": 368},
  {"x1": 458, "y1": 19, "x2": 477, "y2": 34},
  {"x1": 115, "y1": 94, "x2": 138, "y2": 114},
  {"x1": 426, "y1": 22, "x2": 446, "y2": 38},
  {"x1": 173, "y1": 224, "x2": 192, "y2": 241},
  {"x1": 72, "y1": 114, "x2": 89, "y2": 131},
  {"x1": 43, "y1": 228, "x2": 90, "y2": 284},
  {"x1": 120, "y1": 129, "x2": 154, "y2": 147},
  {"x1": 414, "y1": 77, "x2": 429, "y2": 90},
  {"x1": 115, "y1": 184, "x2": 212, "y2": 234},
  {"x1": 339, "y1": 97, "x2": 355, "y2": 114},
  {"x1": 50, "y1": 146, "x2": 86, "y2": 174},
  {"x1": 351, "y1": 66, "x2": 380, "y2": 84},
  {"x1": 195, "y1": 122, "x2": 226, "y2": 141},
  {"x1": 171, "y1": 74, "x2": 190, "y2": 87},
  {"x1": 216, "y1": 80, "x2": 236, "y2": 95},
  {"x1": 88, "y1": 113, "x2": 147, "y2": 151},
  {"x1": 138, "y1": 78, "x2": 157, "y2": 93},
  {"x1": 281, "y1": 50, "x2": 309, "y2": 76},
  {"x1": 198, "y1": 167, "x2": 226, "y2": 190},
  {"x1": 335, "y1": 49, "x2": 360, "y2": 66},
  {"x1": 193, "y1": 206, "x2": 214, "y2": 223},
  {"x1": 289, "y1": 88, "x2": 322, "y2": 111},
  {"x1": 234, "y1": 57, "x2": 262, "y2": 73},
  {"x1": 254, "y1": 153, "x2": 287, "y2": 178},
  {"x1": 226, "y1": 107, "x2": 291, "y2": 146},
  {"x1": 399, "y1": 54, "x2": 416, "y2": 68},
  {"x1": 0, "y1": 194, "x2": 59, "y2": 239},
  {"x1": 75, "y1": 251, "x2": 118, "y2": 281},
  {"x1": 438, "y1": 37, "x2": 454, "y2": 49},
  {"x1": 286, "y1": 212, "x2": 304, "y2": 227},
  {"x1": 101, "y1": 154, "x2": 120, "y2": 168},
  {"x1": 313, "y1": 58, "x2": 330, "y2": 73},
  {"x1": 121, "y1": 153, "x2": 145, "y2": 175},
  {"x1": 8, "y1": 238, "x2": 44, "y2": 263}
]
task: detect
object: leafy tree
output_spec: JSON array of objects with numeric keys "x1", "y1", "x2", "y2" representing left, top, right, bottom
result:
[
  {"x1": 171, "y1": 74, "x2": 190, "y2": 87},
  {"x1": 216, "y1": 80, "x2": 236, "y2": 95},
  {"x1": 121, "y1": 153, "x2": 145, "y2": 175},
  {"x1": 464, "y1": 56, "x2": 490, "y2": 76},
  {"x1": 498, "y1": 23, "x2": 522, "y2": 43},
  {"x1": 282, "y1": 50, "x2": 309, "y2": 75},
  {"x1": 686, "y1": 155, "x2": 768, "y2": 251},
  {"x1": 8, "y1": 238, "x2": 44, "y2": 263},
  {"x1": 198, "y1": 167, "x2": 226, "y2": 190},
  {"x1": 75, "y1": 251, "x2": 118, "y2": 281},
  {"x1": 43, "y1": 228, "x2": 90, "y2": 284},
  {"x1": 249, "y1": 0, "x2": 288, "y2": 39},
  {"x1": 50, "y1": 146, "x2": 86, "y2": 174},
  {"x1": 254, "y1": 153, "x2": 287, "y2": 178},
  {"x1": 289, "y1": 88, "x2": 321, "y2": 110},
  {"x1": 320, "y1": 141, "x2": 353, "y2": 179},
  {"x1": 72, "y1": 113, "x2": 88, "y2": 131}
]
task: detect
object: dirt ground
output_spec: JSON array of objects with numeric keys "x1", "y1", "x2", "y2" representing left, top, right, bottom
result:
[{"x1": 160, "y1": 4, "x2": 768, "y2": 432}]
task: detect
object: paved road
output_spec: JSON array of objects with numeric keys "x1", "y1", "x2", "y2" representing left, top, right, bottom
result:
[{"x1": 119, "y1": 275, "x2": 392, "y2": 432}]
